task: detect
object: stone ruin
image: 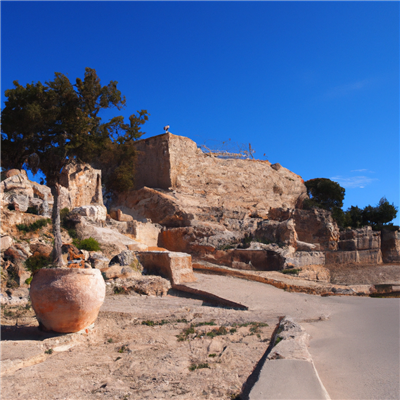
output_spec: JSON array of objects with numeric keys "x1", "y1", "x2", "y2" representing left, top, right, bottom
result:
[
  {"x1": 1, "y1": 132, "x2": 399, "y2": 302},
  {"x1": 109, "y1": 132, "x2": 399, "y2": 271}
]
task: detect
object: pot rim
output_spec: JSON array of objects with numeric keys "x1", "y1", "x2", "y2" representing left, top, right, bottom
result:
[{"x1": 33, "y1": 268, "x2": 101, "y2": 277}]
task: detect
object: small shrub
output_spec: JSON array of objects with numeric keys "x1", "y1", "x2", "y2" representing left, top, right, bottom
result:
[
  {"x1": 230, "y1": 328, "x2": 237, "y2": 334},
  {"x1": 17, "y1": 218, "x2": 51, "y2": 233},
  {"x1": 107, "y1": 338, "x2": 114, "y2": 343},
  {"x1": 25, "y1": 276, "x2": 33, "y2": 285},
  {"x1": 274, "y1": 337, "x2": 282, "y2": 346},
  {"x1": 189, "y1": 363, "x2": 209, "y2": 371},
  {"x1": 193, "y1": 320, "x2": 216, "y2": 327},
  {"x1": 218, "y1": 244, "x2": 235, "y2": 250},
  {"x1": 25, "y1": 255, "x2": 51, "y2": 273},
  {"x1": 208, "y1": 353, "x2": 217, "y2": 358},
  {"x1": 206, "y1": 326, "x2": 228, "y2": 338},
  {"x1": 118, "y1": 345, "x2": 129, "y2": 353},
  {"x1": 142, "y1": 320, "x2": 155, "y2": 326},
  {"x1": 281, "y1": 268, "x2": 301, "y2": 275},
  {"x1": 45, "y1": 349, "x2": 53, "y2": 354},
  {"x1": 60, "y1": 207, "x2": 70, "y2": 224},
  {"x1": 74, "y1": 237, "x2": 101, "y2": 251},
  {"x1": 177, "y1": 326, "x2": 196, "y2": 341},
  {"x1": 67, "y1": 228, "x2": 78, "y2": 239}
]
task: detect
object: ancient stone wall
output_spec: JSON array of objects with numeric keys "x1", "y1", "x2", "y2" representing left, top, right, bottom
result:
[
  {"x1": 381, "y1": 229, "x2": 400, "y2": 263},
  {"x1": 129, "y1": 133, "x2": 307, "y2": 221},
  {"x1": 133, "y1": 135, "x2": 172, "y2": 190}
]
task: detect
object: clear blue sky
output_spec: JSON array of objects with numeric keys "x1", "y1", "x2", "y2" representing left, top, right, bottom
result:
[{"x1": 1, "y1": 1, "x2": 399, "y2": 223}]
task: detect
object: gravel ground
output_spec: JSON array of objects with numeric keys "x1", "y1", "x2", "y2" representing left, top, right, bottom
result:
[{"x1": 1, "y1": 293, "x2": 276, "y2": 400}]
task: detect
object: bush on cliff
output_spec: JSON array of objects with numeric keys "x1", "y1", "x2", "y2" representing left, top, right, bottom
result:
[{"x1": 304, "y1": 178, "x2": 345, "y2": 211}]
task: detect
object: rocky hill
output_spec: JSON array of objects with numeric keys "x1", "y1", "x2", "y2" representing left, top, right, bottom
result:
[{"x1": 1, "y1": 133, "x2": 399, "y2": 304}]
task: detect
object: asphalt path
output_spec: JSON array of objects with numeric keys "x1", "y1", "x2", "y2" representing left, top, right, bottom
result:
[
  {"x1": 189, "y1": 274, "x2": 400, "y2": 400},
  {"x1": 302, "y1": 296, "x2": 400, "y2": 400}
]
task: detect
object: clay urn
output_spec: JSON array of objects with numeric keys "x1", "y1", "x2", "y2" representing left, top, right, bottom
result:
[{"x1": 30, "y1": 268, "x2": 105, "y2": 333}]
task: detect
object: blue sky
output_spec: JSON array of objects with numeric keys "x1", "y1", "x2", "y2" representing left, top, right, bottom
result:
[{"x1": 1, "y1": 1, "x2": 399, "y2": 223}]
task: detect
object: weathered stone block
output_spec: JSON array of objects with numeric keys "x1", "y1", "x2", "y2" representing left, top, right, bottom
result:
[
  {"x1": 137, "y1": 251, "x2": 196, "y2": 285},
  {"x1": 381, "y1": 229, "x2": 400, "y2": 263}
]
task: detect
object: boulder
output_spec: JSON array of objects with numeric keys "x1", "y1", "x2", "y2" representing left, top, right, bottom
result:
[
  {"x1": 255, "y1": 219, "x2": 298, "y2": 247},
  {"x1": 89, "y1": 252, "x2": 110, "y2": 270},
  {"x1": 137, "y1": 251, "x2": 196, "y2": 285},
  {"x1": 70, "y1": 205, "x2": 107, "y2": 223},
  {"x1": 0, "y1": 236, "x2": 13, "y2": 252},
  {"x1": 109, "y1": 250, "x2": 143, "y2": 272},
  {"x1": 4, "y1": 246, "x2": 28, "y2": 264},
  {"x1": 101, "y1": 265, "x2": 137, "y2": 280},
  {"x1": 29, "y1": 242, "x2": 53, "y2": 258}
]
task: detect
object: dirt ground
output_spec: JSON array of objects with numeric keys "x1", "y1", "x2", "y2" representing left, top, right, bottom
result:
[
  {"x1": 326, "y1": 263, "x2": 400, "y2": 285},
  {"x1": 1, "y1": 292, "x2": 276, "y2": 400}
]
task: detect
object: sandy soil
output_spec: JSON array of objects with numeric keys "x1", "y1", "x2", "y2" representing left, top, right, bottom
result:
[{"x1": 1, "y1": 292, "x2": 276, "y2": 400}]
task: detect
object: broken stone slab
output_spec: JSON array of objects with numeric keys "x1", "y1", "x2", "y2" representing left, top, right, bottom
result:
[
  {"x1": 137, "y1": 251, "x2": 196, "y2": 285},
  {"x1": 106, "y1": 275, "x2": 171, "y2": 296}
]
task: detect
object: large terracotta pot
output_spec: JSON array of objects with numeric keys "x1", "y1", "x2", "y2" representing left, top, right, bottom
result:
[{"x1": 30, "y1": 268, "x2": 105, "y2": 333}]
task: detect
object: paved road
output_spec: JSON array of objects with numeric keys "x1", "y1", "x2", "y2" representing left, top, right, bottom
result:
[
  {"x1": 302, "y1": 296, "x2": 400, "y2": 400},
  {"x1": 189, "y1": 274, "x2": 400, "y2": 400}
]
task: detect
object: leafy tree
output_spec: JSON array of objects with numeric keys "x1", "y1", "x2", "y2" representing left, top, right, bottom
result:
[
  {"x1": 361, "y1": 197, "x2": 398, "y2": 230},
  {"x1": 304, "y1": 178, "x2": 345, "y2": 211},
  {"x1": 1, "y1": 68, "x2": 148, "y2": 266}
]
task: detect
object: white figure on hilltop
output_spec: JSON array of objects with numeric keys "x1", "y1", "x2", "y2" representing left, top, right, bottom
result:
[{"x1": 164, "y1": 125, "x2": 170, "y2": 133}]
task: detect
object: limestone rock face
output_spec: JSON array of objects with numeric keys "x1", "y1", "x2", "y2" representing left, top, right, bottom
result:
[
  {"x1": 292, "y1": 209, "x2": 339, "y2": 251},
  {"x1": 255, "y1": 219, "x2": 298, "y2": 247},
  {"x1": 1, "y1": 171, "x2": 51, "y2": 216},
  {"x1": 339, "y1": 227, "x2": 381, "y2": 251},
  {"x1": 381, "y1": 229, "x2": 400, "y2": 263},
  {"x1": 76, "y1": 218, "x2": 148, "y2": 257},
  {"x1": 113, "y1": 133, "x2": 307, "y2": 224},
  {"x1": 59, "y1": 162, "x2": 103, "y2": 209},
  {"x1": 325, "y1": 249, "x2": 382, "y2": 265}
]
